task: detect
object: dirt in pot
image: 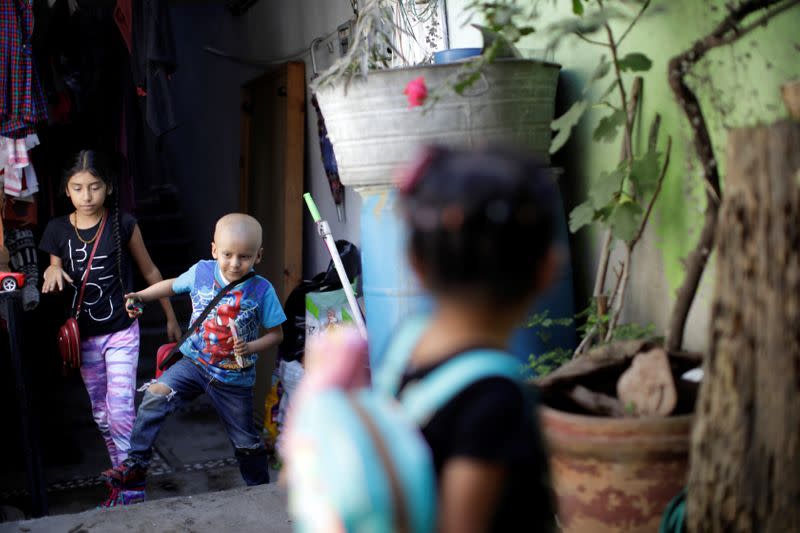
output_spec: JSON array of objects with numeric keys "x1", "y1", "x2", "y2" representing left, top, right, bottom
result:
[{"x1": 532, "y1": 339, "x2": 701, "y2": 417}]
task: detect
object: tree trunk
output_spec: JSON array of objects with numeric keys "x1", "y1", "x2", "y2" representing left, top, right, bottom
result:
[{"x1": 687, "y1": 120, "x2": 800, "y2": 532}]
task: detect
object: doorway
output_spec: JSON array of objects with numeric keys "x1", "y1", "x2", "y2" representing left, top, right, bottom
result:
[{"x1": 239, "y1": 61, "x2": 305, "y2": 424}]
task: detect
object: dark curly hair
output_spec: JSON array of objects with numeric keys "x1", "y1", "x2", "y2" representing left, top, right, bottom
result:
[
  {"x1": 398, "y1": 145, "x2": 558, "y2": 307},
  {"x1": 63, "y1": 150, "x2": 125, "y2": 290}
]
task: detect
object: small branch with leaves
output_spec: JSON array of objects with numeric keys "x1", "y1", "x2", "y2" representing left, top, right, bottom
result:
[
  {"x1": 547, "y1": 0, "x2": 667, "y2": 357},
  {"x1": 664, "y1": 0, "x2": 800, "y2": 352}
]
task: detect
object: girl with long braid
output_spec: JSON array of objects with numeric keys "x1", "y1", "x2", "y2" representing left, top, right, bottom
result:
[{"x1": 40, "y1": 150, "x2": 181, "y2": 506}]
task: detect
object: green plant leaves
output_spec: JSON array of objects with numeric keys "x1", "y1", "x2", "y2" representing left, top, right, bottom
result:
[
  {"x1": 617, "y1": 52, "x2": 652, "y2": 72},
  {"x1": 529, "y1": 348, "x2": 572, "y2": 377},
  {"x1": 528, "y1": 310, "x2": 574, "y2": 329},
  {"x1": 609, "y1": 202, "x2": 643, "y2": 242},
  {"x1": 588, "y1": 55, "x2": 611, "y2": 86},
  {"x1": 569, "y1": 201, "x2": 595, "y2": 233},
  {"x1": 550, "y1": 99, "x2": 588, "y2": 154},
  {"x1": 572, "y1": 0, "x2": 584, "y2": 16},
  {"x1": 569, "y1": 163, "x2": 628, "y2": 235},
  {"x1": 453, "y1": 70, "x2": 482, "y2": 95},
  {"x1": 590, "y1": 167, "x2": 624, "y2": 207},
  {"x1": 570, "y1": 151, "x2": 660, "y2": 241},
  {"x1": 630, "y1": 149, "x2": 662, "y2": 194},
  {"x1": 593, "y1": 109, "x2": 627, "y2": 142}
]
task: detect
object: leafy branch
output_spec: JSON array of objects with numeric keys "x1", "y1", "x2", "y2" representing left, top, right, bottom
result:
[
  {"x1": 549, "y1": 0, "x2": 669, "y2": 353},
  {"x1": 665, "y1": 0, "x2": 800, "y2": 352}
]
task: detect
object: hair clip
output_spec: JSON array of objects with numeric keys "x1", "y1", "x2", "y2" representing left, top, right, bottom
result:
[{"x1": 396, "y1": 146, "x2": 439, "y2": 195}]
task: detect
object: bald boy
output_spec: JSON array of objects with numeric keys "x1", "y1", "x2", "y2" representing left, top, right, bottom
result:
[{"x1": 101, "y1": 213, "x2": 286, "y2": 505}]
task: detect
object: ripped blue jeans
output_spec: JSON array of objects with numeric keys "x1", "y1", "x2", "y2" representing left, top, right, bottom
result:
[{"x1": 127, "y1": 357, "x2": 269, "y2": 485}]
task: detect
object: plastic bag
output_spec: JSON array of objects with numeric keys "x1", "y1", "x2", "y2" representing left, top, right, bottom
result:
[{"x1": 278, "y1": 240, "x2": 361, "y2": 363}]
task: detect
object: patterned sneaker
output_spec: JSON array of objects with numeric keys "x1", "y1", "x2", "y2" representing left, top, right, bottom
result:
[
  {"x1": 100, "y1": 459, "x2": 147, "y2": 492},
  {"x1": 98, "y1": 486, "x2": 121, "y2": 509},
  {"x1": 119, "y1": 490, "x2": 146, "y2": 505},
  {"x1": 97, "y1": 487, "x2": 145, "y2": 508}
]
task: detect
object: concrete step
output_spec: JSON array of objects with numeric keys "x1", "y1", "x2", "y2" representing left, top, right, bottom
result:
[{"x1": 1, "y1": 478, "x2": 291, "y2": 532}]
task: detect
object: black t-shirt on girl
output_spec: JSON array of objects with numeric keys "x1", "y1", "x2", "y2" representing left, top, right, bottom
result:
[
  {"x1": 40, "y1": 212, "x2": 137, "y2": 338},
  {"x1": 398, "y1": 362, "x2": 557, "y2": 532}
]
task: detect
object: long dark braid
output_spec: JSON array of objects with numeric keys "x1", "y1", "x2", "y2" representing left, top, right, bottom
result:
[{"x1": 112, "y1": 187, "x2": 124, "y2": 291}]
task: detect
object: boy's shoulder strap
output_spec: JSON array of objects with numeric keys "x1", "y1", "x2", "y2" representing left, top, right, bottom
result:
[
  {"x1": 399, "y1": 350, "x2": 522, "y2": 427},
  {"x1": 372, "y1": 314, "x2": 429, "y2": 396},
  {"x1": 158, "y1": 271, "x2": 256, "y2": 371}
]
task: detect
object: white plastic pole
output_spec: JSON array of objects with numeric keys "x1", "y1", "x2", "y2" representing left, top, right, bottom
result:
[{"x1": 317, "y1": 220, "x2": 368, "y2": 339}]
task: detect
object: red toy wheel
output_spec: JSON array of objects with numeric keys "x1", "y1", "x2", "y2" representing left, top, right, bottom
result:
[{"x1": 2, "y1": 277, "x2": 18, "y2": 291}]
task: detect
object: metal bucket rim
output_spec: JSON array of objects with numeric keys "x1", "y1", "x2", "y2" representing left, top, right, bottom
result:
[{"x1": 315, "y1": 58, "x2": 562, "y2": 95}]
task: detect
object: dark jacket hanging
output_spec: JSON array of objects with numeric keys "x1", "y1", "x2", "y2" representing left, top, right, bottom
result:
[{"x1": 131, "y1": 0, "x2": 177, "y2": 137}]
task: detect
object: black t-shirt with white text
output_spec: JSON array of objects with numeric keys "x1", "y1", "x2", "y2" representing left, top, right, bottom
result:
[
  {"x1": 399, "y1": 360, "x2": 557, "y2": 532},
  {"x1": 40, "y1": 212, "x2": 137, "y2": 338}
]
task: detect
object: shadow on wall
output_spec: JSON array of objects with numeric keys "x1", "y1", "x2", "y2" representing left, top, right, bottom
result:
[{"x1": 550, "y1": 70, "x2": 594, "y2": 321}]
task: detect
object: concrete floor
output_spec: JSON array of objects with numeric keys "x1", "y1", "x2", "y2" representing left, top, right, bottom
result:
[
  {"x1": 1, "y1": 328, "x2": 283, "y2": 525},
  {"x1": 0, "y1": 483, "x2": 292, "y2": 533}
]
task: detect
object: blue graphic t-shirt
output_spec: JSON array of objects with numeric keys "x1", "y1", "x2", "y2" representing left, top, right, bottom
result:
[{"x1": 173, "y1": 260, "x2": 286, "y2": 386}]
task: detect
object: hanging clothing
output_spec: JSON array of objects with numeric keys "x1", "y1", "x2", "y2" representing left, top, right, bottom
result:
[
  {"x1": 0, "y1": 134, "x2": 40, "y2": 198},
  {"x1": 113, "y1": 0, "x2": 133, "y2": 55},
  {"x1": 130, "y1": 0, "x2": 177, "y2": 137},
  {"x1": 311, "y1": 93, "x2": 346, "y2": 221},
  {"x1": 0, "y1": 0, "x2": 48, "y2": 138}
]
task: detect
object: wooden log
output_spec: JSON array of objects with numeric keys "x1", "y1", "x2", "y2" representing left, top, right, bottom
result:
[
  {"x1": 782, "y1": 80, "x2": 800, "y2": 120},
  {"x1": 687, "y1": 120, "x2": 800, "y2": 532},
  {"x1": 567, "y1": 385, "x2": 626, "y2": 417}
]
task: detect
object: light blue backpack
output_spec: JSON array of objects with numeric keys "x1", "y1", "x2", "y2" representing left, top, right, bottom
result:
[{"x1": 287, "y1": 316, "x2": 523, "y2": 533}]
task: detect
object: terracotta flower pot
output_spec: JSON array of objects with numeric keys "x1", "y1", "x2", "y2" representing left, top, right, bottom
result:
[{"x1": 539, "y1": 405, "x2": 691, "y2": 532}]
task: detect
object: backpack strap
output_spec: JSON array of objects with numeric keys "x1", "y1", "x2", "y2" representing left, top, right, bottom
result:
[
  {"x1": 372, "y1": 315, "x2": 429, "y2": 396},
  {"x1": 399, "y1": 350, "x2": 522, "y2": 426}
]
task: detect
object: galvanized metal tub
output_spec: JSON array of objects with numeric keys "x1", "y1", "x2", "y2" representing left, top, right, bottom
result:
[{"x1": 314, "y1": 59, "x2": 561, "y2": 189}]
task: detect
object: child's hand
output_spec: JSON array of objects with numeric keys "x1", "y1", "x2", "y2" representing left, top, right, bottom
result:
[
  {"x1": 42, "y1": 265, "x2": 72, "y2": 293},
  {"x1": 124, "y1": 293, "x2": 144, "y2": 318},
  {"x1": 303, "y1": 327, "x2": 370, "y2": 389},
  {"x1": 233, "y1": 339, "x2": 250, "y2": 357},
  {"x1": 166, "y1": 318, "x2": 182, "y2": 342}
]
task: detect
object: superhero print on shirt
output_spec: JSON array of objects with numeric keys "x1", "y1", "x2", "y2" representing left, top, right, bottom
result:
[{"x1": 202, "y1": 290, "x2": 243, "y2": 367}]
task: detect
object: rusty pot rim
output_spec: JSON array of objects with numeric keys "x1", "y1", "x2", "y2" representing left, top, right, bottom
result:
[
  {"x1": 539, "y1": 404, "x2": 693, "y2": 429},
  {"x1": 539, "y1": 405, "x2": 693, "y2": 457}
]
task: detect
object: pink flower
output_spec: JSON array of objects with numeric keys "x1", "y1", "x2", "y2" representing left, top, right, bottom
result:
[{"x1": 403, "y1": 76, "x2": 428, "y2": 108}]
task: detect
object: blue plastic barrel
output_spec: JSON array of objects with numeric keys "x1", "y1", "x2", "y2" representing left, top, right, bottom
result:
[
  {"x1": 509, "y1": 196, "x2": 576, "y2": 373},
  {"x1": 360, "y1": 190, "x2": 432, "y2": 368}
]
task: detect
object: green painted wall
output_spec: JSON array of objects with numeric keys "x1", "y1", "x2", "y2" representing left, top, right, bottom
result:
[{"x1": 447, "y1": 0, "x2": 800, "y2": 350}]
